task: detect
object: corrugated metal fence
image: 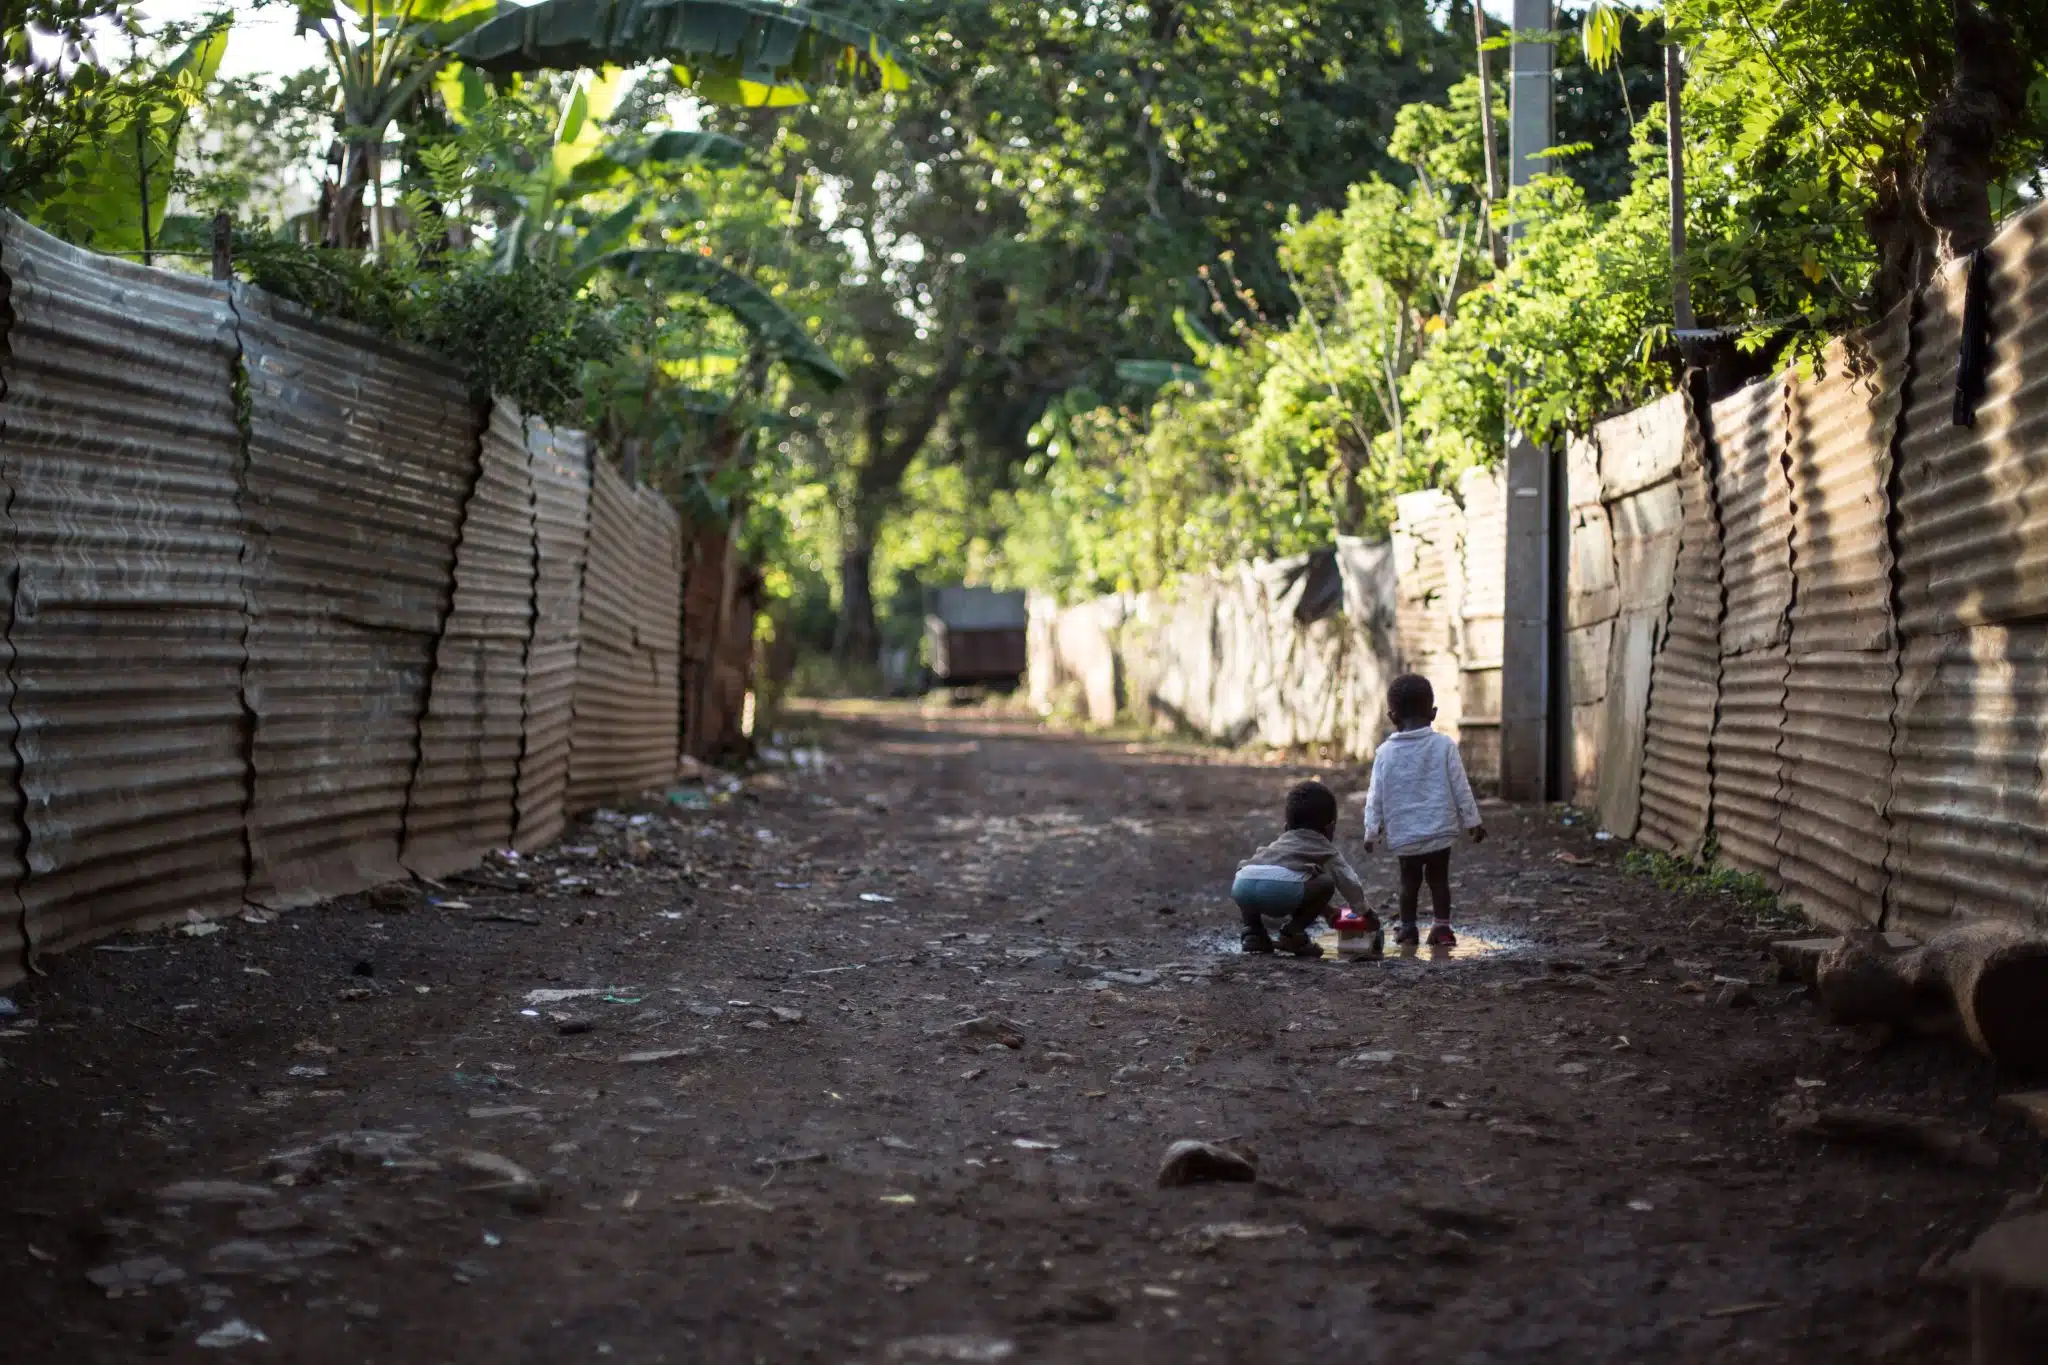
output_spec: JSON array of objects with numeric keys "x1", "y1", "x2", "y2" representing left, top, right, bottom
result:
[
  {"x1": 1026, "y1": 474, "x2": 1498, "y2": 778},
  {"x1": 1581, "y1": 198, "x2": 2048, "y2": 937},
  {"x1": 0, "y1": 215, "x2": 687, "y2": 978}
]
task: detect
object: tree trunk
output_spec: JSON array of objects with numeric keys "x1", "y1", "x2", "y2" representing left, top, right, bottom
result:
[
  {"x1": 1817, "y1": 922, "x2": 2048, "y2": 1074},
  {"x1": 1665, "y1": 42, "x2": 1694, "y2": 336},
  {"x1": 834, "y1": 529, "x2": 880, "y2": 669},
  {"x1": 1919, "y1": 0, "x2": 2031, "y2": 265},
  {"x1": 323, "y1": 140, "x2": 371, "y2": 250}
]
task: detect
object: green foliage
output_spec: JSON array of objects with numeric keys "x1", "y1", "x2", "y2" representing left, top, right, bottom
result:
[
  {"x1": 2, "y1": 0, "x2": 147, "y2": 203},
  {"x1": 1621, "y1": 840, "x2": 1807, "y2": 932},
  {"x1": 17, "y1": 19, "x2": 226, "y2": 249},
  {"x1": 183, "y1": 66, "x2": 336, "y2": 225},
  {"x1": 411, "y1": 260, "x2": 625, "y2": 421},
  {"x1": 233, "y1": 228, "x2": 625, "y2": 424}
]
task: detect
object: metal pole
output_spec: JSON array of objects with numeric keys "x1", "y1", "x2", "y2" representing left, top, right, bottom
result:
[{"x1": 1498, "y1": 0, "x2": 1557, "y2": 802}]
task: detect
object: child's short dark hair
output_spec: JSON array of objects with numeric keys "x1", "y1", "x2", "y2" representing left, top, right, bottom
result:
[
  {"x1": 1284, "y1": 780, "x2": 1339, "y2": 832},
  {"x1": 1388, "y1": 672, "x2": 1435, "y2": 722}
]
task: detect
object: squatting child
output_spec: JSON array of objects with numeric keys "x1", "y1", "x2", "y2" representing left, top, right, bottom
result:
[
  {"x1": 1361, "y1": 673, "x2": 1485, "y2": 947},
  {"x1": 1231, "y1": 780, "x2": 1368, "y2": 959}
]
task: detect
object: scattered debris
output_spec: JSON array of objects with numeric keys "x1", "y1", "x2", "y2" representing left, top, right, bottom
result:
[
  {"x1": 473, "y1": 909, "x2": 542, "y2": 925},
  {"x1": 619, "y1": 1049, "x2": 693, "y2": 1065},
  {"x1": 1157, "y1": 1139, "x2": 1257, "y2": 1188},
  {"x1": 179, "y1": 922, "x2": 222, "y2": 939},
  {"x1": 1179, "y1": 1221, "x2": 1304, "y2": 1251},
  {"x1": 524, "y1": 987, "x2": 637, "y2": 1006},
  {"x1": 884, "y1": 1334, "x2": 1016, "y2": 1362},
  {"x1": 753, "y1": 1150, "x2": 829, "y2": 1170},
  {"x1": 1702, "y1": 1301, "x2": 1784, "y2": 1320}
]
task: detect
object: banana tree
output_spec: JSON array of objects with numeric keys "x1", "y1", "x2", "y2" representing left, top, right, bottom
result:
[
  {"x1": 438, "y1": 69, "x2": 835, "y2": 385},
  {"x1": 295, "y1": 0, "x2": 499, "y2": 248}
]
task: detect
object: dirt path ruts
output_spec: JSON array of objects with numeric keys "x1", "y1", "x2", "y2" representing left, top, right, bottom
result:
[{"x1": 0, "y1": 702, "x2": 2031, "y2": 1363}]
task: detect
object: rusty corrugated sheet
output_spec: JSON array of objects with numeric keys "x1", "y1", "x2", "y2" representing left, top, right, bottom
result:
[
  {"x1": 401, "y1": 400, "x2": 536, "y2": 877},
  {"x1": 1457, "y1": 466, "x2": 1503, "y2": 783},
  {"x1": 1598, "y1": 390, "x2": 1688, "y2": 501},
  {"x1": 632, "y1": 484, "x2": 684, "y2": 771},
  {"x1": 0, "y1": 435, "x2": 17, "y2": 976},
  {"x1": 1708, "y1": 644, "x2": 1786, "y2": 885},
  {"x1": 1775, "y1": 650, "x2": 1893, "y2": 929},
  {"x1": 1886, "y1": 624, "x2": 2048, "y2": 934},
  {"x1": 0, "y1": 216, "x2": 250, "y2": 959},
  {"x1": 1711, "y1": 377, "x2": 1793, "y2": 654},
  {"x1": 1390, "y1": 489, "x2": 1464, "y2": 737},
  {"x1": 1894, "y1": 206, "x2": 2048, "y2": 636},
  {"x1": 1785, "y1": 308, "x2": 1909, "y2": 654},
  {"x1": 566, "y1": 459, "x2": 681, "y2": 807},
  {"x1": 1589, "y1": 468, "x2": 1682, "y2": 836},
  {"x1": 1637, "y1": 393, "x2": 1722, "y2": 859},
  {"x1": 513, "y1": 417, "x2": 590, "y2": 850},
  {"x1": 236, "y1": 285, "x2": 476, "y2": 908}
]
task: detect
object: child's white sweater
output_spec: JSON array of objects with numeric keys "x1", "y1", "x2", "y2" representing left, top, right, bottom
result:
[{"x1": 1361, "y1": 727, "x2": 1481, "y2": 856}]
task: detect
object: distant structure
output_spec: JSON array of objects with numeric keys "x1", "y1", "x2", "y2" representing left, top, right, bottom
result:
[{"x1": 925, "y1": 586, "x2": 1028, "y2": 688}]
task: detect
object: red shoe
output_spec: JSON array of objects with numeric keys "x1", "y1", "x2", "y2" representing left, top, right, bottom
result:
[
  {"x1": 1394, "y1": 922, "x2": 1420, "y2": 947},
  {"x1": 1426, "y1": 923, "x2": 1457, "y2": 948}
]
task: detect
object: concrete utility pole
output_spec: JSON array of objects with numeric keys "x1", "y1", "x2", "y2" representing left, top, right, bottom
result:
[{"x1": 1498, "y1": 0, "x2": 1558, "y2": 802}]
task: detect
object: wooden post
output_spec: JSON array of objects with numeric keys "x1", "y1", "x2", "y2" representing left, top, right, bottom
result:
[{"x1": 211, "y1": 211, "x2": 232, "y2": 282}]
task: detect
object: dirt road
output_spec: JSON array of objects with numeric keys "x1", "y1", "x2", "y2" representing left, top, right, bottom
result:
[{"x1": 0, "y1": 704, "x2": 2033, "y2": 1363}]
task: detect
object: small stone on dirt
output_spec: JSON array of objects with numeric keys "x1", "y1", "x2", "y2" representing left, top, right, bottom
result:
[
  {"x1": 85, "y1": 1255, "x2": 184, "y2": 1296},
  {"x1": 195, "y1": 1318, "x2": 268, "y2": 1348},
  {"x1": 157, "y1": 1180, "x2": 276, "y2": 1206},
  {"x1": 1157, "y1": 1139, "x2": 1257, "y2": 1188}
]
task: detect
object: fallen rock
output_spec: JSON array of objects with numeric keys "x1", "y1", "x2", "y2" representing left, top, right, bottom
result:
[
  {"x1": 945, "y1": 1016, "x2": 1026, "y2": 1050},
  {"x1": 1716, "y1": 982, "x2": 1758, "y2": 1009},
  {"x1": 1156, "y1": 1139, "x2": 1257, "y2": 1188},
  {"x1": 1776, "y1": 1098, "x2": 2000, "y2": 1169},
  {"x1": 1996, "y1": 1091, "x2": 2048, "y2": 1137}
]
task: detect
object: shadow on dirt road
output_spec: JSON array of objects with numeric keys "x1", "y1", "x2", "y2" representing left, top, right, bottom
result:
[{"x1": 0, "y1": 701, "x2": 2033, "y2": 1363}]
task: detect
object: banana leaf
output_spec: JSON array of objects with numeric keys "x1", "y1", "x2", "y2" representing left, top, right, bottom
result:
[
  {"x1": 448, "y1": 0, "x2": 914, "y2": 106},
  {"x1": 28, "y1": 26, "x2": 228, "y2": 254},
  {"x1": 590, "y1": 246, "x2": 845, "y2": 389}
]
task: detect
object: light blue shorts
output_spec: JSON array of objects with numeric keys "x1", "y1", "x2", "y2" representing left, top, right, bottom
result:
[{"x1": 1231, "y1": 874, "x2": 1305, "y2": 920}]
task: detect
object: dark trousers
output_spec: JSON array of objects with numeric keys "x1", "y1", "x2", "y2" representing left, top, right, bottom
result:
[
  {"x1": 1398, "y1": 849, "x2": 1452, "y2": 925},
  {"x1": 1235, "y1": 869, "x2": 1336, "y2": 936}
]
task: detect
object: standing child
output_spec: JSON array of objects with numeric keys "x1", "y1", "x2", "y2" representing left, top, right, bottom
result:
[
  {"x1": 1232, "y1": 780, "x2": 1369, "y2": 959},
  {"x1": 1361, "y1": 674, "x2": 1485, "y2": 947}
]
